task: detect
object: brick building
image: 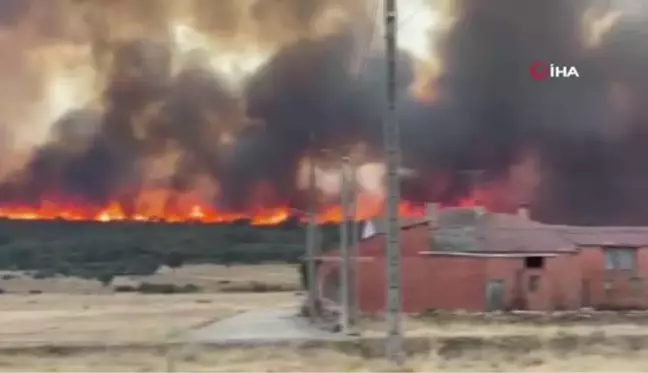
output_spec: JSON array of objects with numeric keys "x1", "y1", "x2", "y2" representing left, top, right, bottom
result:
[{"x1": 316, "y1": 205, "x2": 648, "y2": 313}]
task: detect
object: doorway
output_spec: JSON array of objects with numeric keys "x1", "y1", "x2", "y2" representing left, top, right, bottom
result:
[{"x1": 485, "y1": 280, "x2": 505, "y2": 311}]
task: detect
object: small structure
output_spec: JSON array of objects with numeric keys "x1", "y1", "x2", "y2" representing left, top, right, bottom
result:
[{"x1": 316, "y1": 204, "x2": 648, "y2": 313}]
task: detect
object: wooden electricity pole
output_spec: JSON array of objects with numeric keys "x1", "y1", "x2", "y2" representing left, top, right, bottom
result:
[{"x1": 384, "y1": 0, "x2": 404, "y2": 364}]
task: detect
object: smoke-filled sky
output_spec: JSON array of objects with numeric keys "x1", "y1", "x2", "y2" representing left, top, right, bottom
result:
[{"x1": 0, "y1": 0, "x2": 646, "y2": 225}]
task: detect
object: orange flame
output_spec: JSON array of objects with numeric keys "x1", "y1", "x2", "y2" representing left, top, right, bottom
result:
[{"x1": 0, "y1": 192, "x2": 481, "y2": 225}]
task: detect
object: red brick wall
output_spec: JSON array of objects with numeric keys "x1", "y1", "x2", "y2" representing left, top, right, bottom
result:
[
  {"x1": 343, "y1": 224, "x2": 429, "y2": 258},
  {"x1": 482, "y1": 254, "x2": 581, "y2": 311},
  {"x1": 355, "y1": 256, "x2": 487, "y2": 313},
  {"x1": 318, "y1": 225, "x2": 648, "y2": 313},
  {"x1": 579, "y1": 246, "x2": 648, "y2": 309},
  {"x1": 347, "y1": 252, "x2": 581, "y2": 314}
]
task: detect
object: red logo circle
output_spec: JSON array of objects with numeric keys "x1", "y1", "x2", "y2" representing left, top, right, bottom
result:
[{"x1": 529, "y1": 61, "x2": 550, "y2": 81}]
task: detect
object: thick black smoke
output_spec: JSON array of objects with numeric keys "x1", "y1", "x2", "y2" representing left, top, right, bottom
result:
[
  {"x1": 1, "y1": 0, "x2": 648, "y2": 225},
  {"x1": 401, "y1": 0, "x2": 648, "y2": 225}
]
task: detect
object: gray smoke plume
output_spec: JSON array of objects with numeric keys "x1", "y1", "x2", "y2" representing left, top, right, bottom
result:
[
  {"x1": 0, "y1": 0, "x2": 647, "y2": 225},
  {"x1": 401, "y1": 0, "x2": 648, "y2": 225}
]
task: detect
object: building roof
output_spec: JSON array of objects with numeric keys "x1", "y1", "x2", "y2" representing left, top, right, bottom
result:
[
  {"x1": 432, "y1": 210, "x2": 575, "y2": 254},
  {"x1": 556, "y1": 226, "x2": 648, "y2": 247},
  {"x1": 432, "y1": 209, "x2": 648, "y2": 253},
  {"x1": 323, "y1": 207, "x2": 648, "y2": 259},
  {"x1": 361, "y1": 217, "x2": 428, "y2": 239}
]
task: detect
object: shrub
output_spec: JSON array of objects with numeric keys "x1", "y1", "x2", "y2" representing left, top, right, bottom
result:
[
  {"x1": 97, "y1": 273, "x2": 115, "y2": 287},
  {"x1": 180, "y1": 284, "x2": 200, "y2": 293},
  {"x1": 32, "y1": 269, "x2": 57, "y2": 279},
  {"x1": 165, "y1": 251, "x2": 187, "y2": 270},
  {"x1": 220, "y1": 281, "x2": 298, "y2": 293},
  {"x1": 136, "y1": 282, "x2": 201, "y2": 294},
  {"x1": 113, "y1": 285, "x2": 136, "y2": 293},
  {"x1": 137, "y1": 282, "x2": 175, "y2": 294}
]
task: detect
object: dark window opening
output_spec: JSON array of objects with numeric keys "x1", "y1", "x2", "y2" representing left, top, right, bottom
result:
[{"x1": 525, "y1": 256, "x2": 544, "y2": 269}]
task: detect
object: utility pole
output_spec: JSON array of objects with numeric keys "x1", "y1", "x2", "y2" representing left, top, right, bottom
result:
[
  {"x1": 339, "y1": 156, "x2": 351, "y2": 332},
  {"x1": 306, "y1": 132, "x2": 319, "y2": 322},
  {"x1": 348, "y1": 158, "x2": 359, "y2": 330},
  {"x1": 384, "y1": 0, "x2": 404, "y2": 364}
]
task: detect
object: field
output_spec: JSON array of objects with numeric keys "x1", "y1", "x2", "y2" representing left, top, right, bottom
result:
[
  {"x1": 0, "y1": 264, "x2": 301, "y2": 347},
  {"x1": 5, "y1": 264, "x2": 648, "y2": 371},
  {"x1": 0, "y1": 263, "x2": 301, "y2": 294},
  {"x1": 6, "y1": 344, "x2": 648, "y2": 372}
]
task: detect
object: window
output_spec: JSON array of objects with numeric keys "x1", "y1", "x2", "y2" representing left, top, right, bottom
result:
[
  {"x1": 604, "y1": 247, "x2": 637, "y2": 271},
  {"x1": 525, "y1": 256, "x2": 545, "y2": 269},
  {"x1": 528, "y1": 275, "x2": 541, "y2": 292}
]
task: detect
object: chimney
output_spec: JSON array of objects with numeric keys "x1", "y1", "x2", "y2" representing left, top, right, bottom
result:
[
  {"x1": 426, "y1": 203, "x2": 439, "y2": 229},
  {"x1": 517, "y1": 204, "x2": 530, "y2": 220}
]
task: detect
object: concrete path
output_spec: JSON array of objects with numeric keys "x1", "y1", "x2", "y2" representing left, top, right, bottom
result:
[{"x1": 187, "y1": 309, "x2": 353, "y2": 346}]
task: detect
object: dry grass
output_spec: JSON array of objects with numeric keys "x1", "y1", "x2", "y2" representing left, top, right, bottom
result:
[
  {"x1": 0, "y1": 292, "x2": 299, "y2": 348},
  {"x1": 3, "y1": 344, "x2": 648, "y2": 372},
  {"x1": 361, "y1": 315, "x2": 648, "y2": 339},
  {"x1": 143, "y1": 264, "x2": 301, "y2": 292},
  {"x1": 0, "y1": 264, "x2": 301, "y2": 349},
  {"x1": 0, "y1": 264, "x2": 300, "y2": 294}
]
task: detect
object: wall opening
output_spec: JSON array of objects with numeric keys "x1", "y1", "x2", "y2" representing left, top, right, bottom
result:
[
  {"x1": 528, "y1": 274, "x2": 540, "y2": 292},
  {"x1": 525, "y1": 256, "x2": 545, "y2": 269}
]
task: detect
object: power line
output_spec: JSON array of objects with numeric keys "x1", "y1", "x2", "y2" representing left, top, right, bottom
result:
[{"x1": 350, "y1": 0, "x2": 381, "y2": 78}]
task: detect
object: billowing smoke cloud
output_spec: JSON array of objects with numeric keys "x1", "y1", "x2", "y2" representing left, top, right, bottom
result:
[
  {"x1": 0, "y1": 0, "x2": 647, "y2": 225},
  {"x1": 400, "y1": 0, "x2": 648, "y2": 225}
]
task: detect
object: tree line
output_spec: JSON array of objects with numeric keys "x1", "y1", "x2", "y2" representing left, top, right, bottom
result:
[{"x1": 0, "y1": 218, "x2": 344, "y2": 281}]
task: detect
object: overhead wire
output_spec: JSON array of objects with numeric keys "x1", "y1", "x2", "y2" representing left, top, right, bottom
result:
[{"x1": 350, "y1": 0, "x2": 381, "y2": 78}]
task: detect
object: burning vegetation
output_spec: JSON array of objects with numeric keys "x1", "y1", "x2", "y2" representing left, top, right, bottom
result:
[{"x1": 0, "y1": 0, "x2": 646, "y2": 225}]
